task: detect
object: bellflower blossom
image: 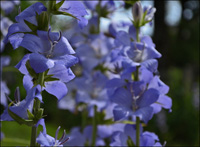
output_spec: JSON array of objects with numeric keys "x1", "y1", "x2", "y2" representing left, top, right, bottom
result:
[
  {"x1": 4, "y1": 2, "x2": 47, "y2": 49},
  {"x1": 76, "y1": 33, "x2": 114, "y2": 72},
  {"x1": 36, "y1": 119, "x2": 69, "y2": 147},
  {"x1": 57, "y1": 0, "x2": 88, "y2": 29},
  {"x1": 19, "y1": 29, "x2": 78, "y2": 73},
  {"x1": 75, "y1": 71, "x2": 109, "y2": 116},
  {"x1": 16, "y1": 54, "x2": 76, "y2": 100},
  {"x1": 0, "y1": 86, "x2": 41, "y2": 121}
]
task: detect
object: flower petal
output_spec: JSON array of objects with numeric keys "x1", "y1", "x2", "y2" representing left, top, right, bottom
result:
[
  {"x1": 29, "y1": 53, "x2": 54, "y2": 73},
  {"x1": 44, "y1": 81, "x2": 68, "y2": 100}
]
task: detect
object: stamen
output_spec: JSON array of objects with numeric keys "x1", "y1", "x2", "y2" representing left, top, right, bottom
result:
[
  {"x1": 47, "y1": 28, "x2": 52, "y2": 43},
  {"x1": 14, "y1": 87, "x2": 20, "y2": 103},
  {"x1": 59, "y1": 130, "x2": 66, "y2": 142},
  {"x1": 59, "y1": 137, "x2": 69, "y2": 145},
  {"x1": 5, "y1": 94, "x2": 12, "y2": 103},
  {"x1": 55, "y1": 126, "x2": 61, "y2": 141}
]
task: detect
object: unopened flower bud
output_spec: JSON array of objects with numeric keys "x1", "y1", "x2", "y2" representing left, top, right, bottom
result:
[{"x1": 132, "y1": 2, "x2": 143, "y2": 24}]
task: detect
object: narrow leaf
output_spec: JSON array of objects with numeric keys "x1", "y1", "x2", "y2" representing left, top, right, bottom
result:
[
  {"x1": 55, "y1": 0, "x2": 65, "y2": 10},
  {"x1": 8, "y1": 108, "x2": 35, "y2": 126},
  {"x1": 24, "y1": 20, "x2": 38, "y2": 33}
]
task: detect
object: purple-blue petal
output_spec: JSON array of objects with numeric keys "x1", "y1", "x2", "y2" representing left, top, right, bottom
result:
[
  {"x1": 136, "y1": 88, "x2": 159, "y2": 108},
  {"x1": 29, "y1": 53, "x2": 54, "y2": 73},
  {"x1": 44, "y1": 81, "x2": 68, "y2": 100}
]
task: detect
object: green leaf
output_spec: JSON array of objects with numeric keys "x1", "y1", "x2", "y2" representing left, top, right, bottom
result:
[
  {"x1": 94, "y1": 64, "x2": 109, "y2": 73},
  {"x1": 27, "y1": 109, "x2": 34, "y2": 120},
  {"x1": 35, "y1": 108, "x2": 44, "y2": 120},
  {"x1": 127, "y1": 136, "x2": 136, "y2": 147},
  {"x1": 52, "y1": 10, "x2": 78, "y2": 20},
  {"x1": 55, "y1": 0, "x2": 65, "y2": 10},
  {"x1": 24, "y1": 20, "x2": 38, "y2": 33},
  {"x1": 44, "y1": 77, "x2": 59, "y2": 82},
  {"x1": 36, "y1": 12, "x2": 49, "y2": 31},
  {"x1": 8, "y1": 108, "x2": 35, "y2": 126},
  {"x1": 25, "y1": 60, "x2": 38, "y2": 79}
]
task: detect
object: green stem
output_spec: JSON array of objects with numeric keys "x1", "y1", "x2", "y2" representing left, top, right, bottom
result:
[
  {"x1": 91, "y1": 106, "x2": 97, "y2": 146},
  {"x1": 30, "y1": 126, "x2": 37, "y2": 146},
  {"x1": 30, "y1": 72, "x2": 44, "y2": 146},
  {"x1": 136, "y1": 116, "x2": 140, "y2": 147},
  {"x1": 136, "y1": 27, "x2": 140, "y2": 42},
  {"x1": 81, "y1": 108, "x2": 87, "y2": 132}
]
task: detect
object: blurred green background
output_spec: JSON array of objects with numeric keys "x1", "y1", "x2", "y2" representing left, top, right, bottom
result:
[{"x1": 1, "y1": 0, "x2": 199, "y2": 146}]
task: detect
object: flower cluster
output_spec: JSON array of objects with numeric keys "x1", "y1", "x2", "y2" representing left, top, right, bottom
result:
[
  {"x1": 1, "y1": 1, "x2": 88, "y2": 146},
  {"x1": 1, "y1": 1, "x2": 172, "y2": 146}
]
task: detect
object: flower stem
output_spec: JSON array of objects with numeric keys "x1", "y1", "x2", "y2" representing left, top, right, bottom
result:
[
  {"x1": 30, "y1": 72, "x2": 44, "y2": 146},
  {"x1": 136, "y1": 116, "x2": 140, "y2": 146},
  {"x1": 136, "y1": 27, "x2": 140, "y2": 42},
  {"x1": 91, "y1": 106, "x2": 97, "y2": 146}
]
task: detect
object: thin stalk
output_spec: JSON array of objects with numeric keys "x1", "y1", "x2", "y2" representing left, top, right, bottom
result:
[
  {"x1": 81, "y1": 108, "x2": 87, "y2": 132},
  {"x1": 91, "y1": 106, "x2": 97, "y2": 146},
  {"x1": 30, "y1": 126, "x2": 37, "y2": 146},
  {"x1": 136, "y1": 116, "x2": 140, "y2": 146},
  {"x1": 136, "y1": 27, "x2": 140, "y2": 42},
  {"x1": 30, "y1": 72, "x2": 44, "y2": 146},
  {"x1": 135, "y1": 27, "x2": 140, "y2": 146}
]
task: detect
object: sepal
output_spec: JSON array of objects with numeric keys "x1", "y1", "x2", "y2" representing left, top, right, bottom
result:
[
  {"x1": 8, "y1": 107, "x2": 35, "y2": 126},
  {"x1": 27, "y1": 109, "x2": 34, "y2": 120}
]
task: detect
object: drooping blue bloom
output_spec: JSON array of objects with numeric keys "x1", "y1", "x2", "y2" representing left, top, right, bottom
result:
[
  {"x1": 110, "y1": 124, "x2": 161, "y2": 146},
  {"x1": 76, "y1": 33, "x2": 114, "y2": 72},
  {"x1": 0, "y1": 85, "x2": 41, "y2": 121},
  {"x1": 107, "y1": 73, "x2": 160, "y2": 123},
  {"x1": 3, "y1": 2, "x2": 47, "y2": 49},
  {"x1": 75, "y1": 71, "x2": 109, "y2": 116},
  {"x1": 19, "y1": 30, "x2": 78, "y2": 73},
  {"x1": 57, "y1": 0, "x2": 88, "y2": 29},
  {"x1": 36, "y1": 119, "x2": 69, "y2": 147},
  {"x1": 15, "y1": 53, "x2": 75, "y2": 100}
]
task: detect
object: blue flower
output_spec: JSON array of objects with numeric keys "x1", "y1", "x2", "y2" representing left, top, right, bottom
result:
[
  {"x1": 19, "y1": 29, "x2": 78, "y2": 73},
  {"x1": 36, "y1": 119, "x2": 69, "y2": 147},
  {"x1": 76, "y1": 33, "x2": 114, "y2": 72},
  {"x1": 0, "y1": 86, "x2": 41, "y2": 121},
  {"x1": 3, "y1": 2, "x2": 47, "y2": 49},
  {"x1": 107, "y1": 76, "x2": 160, "y2": 123},
  {"x1": 16, "y1": 54, "x2": 75, "y2": 100},
  {"x1": 75, "y1": 71, "x2": 109, "y2": 116},
  {"x1": 57, "y1": 0, "x2": 88, "y2": 29}
]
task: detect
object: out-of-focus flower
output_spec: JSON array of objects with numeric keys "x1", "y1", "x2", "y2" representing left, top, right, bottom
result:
[{"x1": 36, "y1": 119, "x2": 69, "y2": 147}]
